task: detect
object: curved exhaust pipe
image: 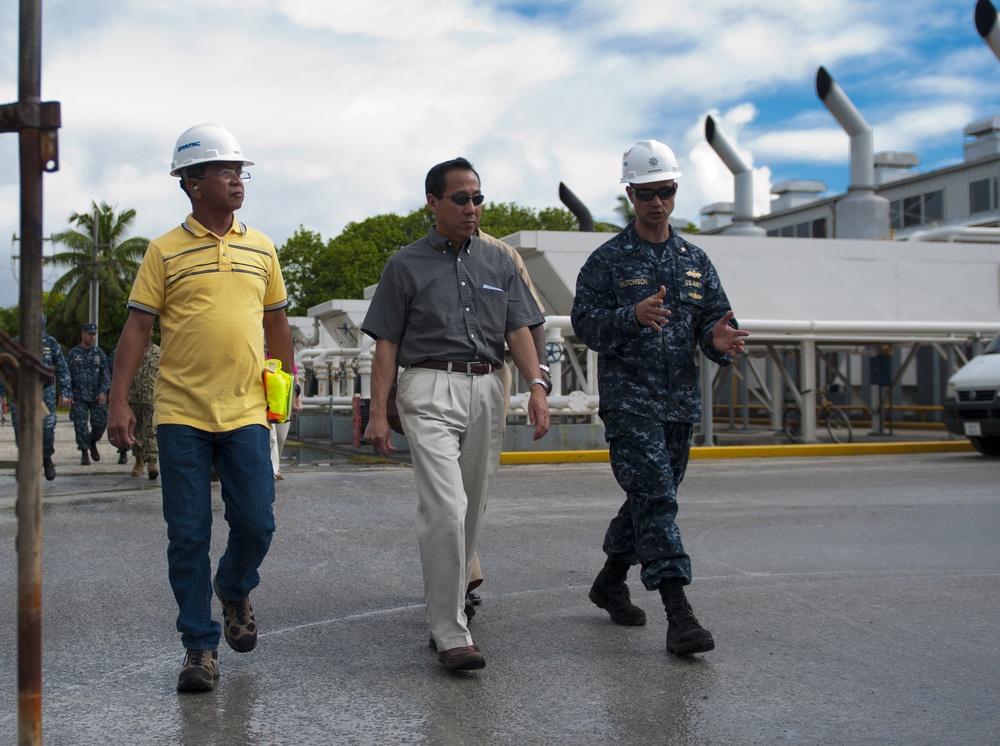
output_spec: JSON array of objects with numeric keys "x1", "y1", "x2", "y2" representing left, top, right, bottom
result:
[
  {"x1": 815, "y1": 66, "x2": 889, "y2": 239},
  {"x1": 704, "y1": 116, "x2": 764, "y2": 235},
  {"x1": 976, "y1": 0, "x2": 1000, "y2": 63},
  {"x1": 816, "y1": 66, "x2": 874, "y2": 190},
  {"x1": 558, "y1": 182, "x2": 595, "y2": 232}
]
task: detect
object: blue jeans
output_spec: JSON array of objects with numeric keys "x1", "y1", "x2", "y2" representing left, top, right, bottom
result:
[{"x1": 157, "y1": 424, "x2": 276, "y2": 650}]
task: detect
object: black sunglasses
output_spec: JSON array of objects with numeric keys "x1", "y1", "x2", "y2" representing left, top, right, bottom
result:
[
  {"x1": 632, "y1": 184, "x2": 677, "y2": 201},
  {"x1": 440, "y1": 193, "x2": 485, "y2": 206}
]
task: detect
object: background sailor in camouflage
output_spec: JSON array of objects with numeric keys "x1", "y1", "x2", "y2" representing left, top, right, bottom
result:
[
  {"x1": 1, "y1": 313, "x2": 73, "y2": 480},
  {"x1": 108, "y1": 347, "x2": 132, "y2": 464},
  {"x1": 128, "y1": 327, "x2": 160, "y2": 479},
  {"x1": 571, "y1": 139, "x2": 748, "y2": 656},
  {"x1": 67, "y1": 323, "x2": 112, "y2": 465}
]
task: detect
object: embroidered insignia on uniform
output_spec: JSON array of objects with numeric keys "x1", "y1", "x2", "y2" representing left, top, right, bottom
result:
[
  {"x1": 688, "y1": 292, "x2": 703, "y2": 300},
  {"x1": 685, "y1": 270, "x2": 702, "y2": 279}
]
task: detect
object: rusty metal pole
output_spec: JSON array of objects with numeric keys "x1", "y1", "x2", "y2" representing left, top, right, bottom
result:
[
  {"x1": 3, "y1": 0, "x2": 61, "y2": 743},
  {"x1": 17, "y1": 0, "x2": 45, "y2": 739}
]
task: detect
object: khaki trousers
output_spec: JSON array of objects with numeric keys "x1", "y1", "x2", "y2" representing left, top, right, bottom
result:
[
  {"x1": 467, "y1": 362, "x2": 515, "y2": 590},
  {"x1": 397, "y1": 366, "x2": 504, "y2": 651}
]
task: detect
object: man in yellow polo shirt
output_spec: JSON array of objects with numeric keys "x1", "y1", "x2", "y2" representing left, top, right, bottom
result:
[{"x1": 107, "y1": 123, "x2": 295, "y2": 693}]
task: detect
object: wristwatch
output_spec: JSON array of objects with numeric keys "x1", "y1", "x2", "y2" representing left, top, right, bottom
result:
[{"x1": 529, "y1": 377, "x2": 552, "y2": 394}]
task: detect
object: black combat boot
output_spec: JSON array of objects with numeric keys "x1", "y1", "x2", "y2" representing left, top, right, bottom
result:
[
  {"x1": 43, "y1": 457, "x2": 56, "y2": 481},
  {"x1": 589, "y1": 558, "x2": 647, "y2": 626},
  {"x1": 80, "y1": 450, "x2": 90, "y2": 466},
  {"x1": 89, "y1": 440, "x2": 100, "y2": 462},
  {"x1": 659, "y1": 579, "x2": 714, "y2": 655}
]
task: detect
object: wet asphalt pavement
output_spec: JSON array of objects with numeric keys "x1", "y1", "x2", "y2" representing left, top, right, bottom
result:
[{"x1": 1, "y1": 424, "x2": 998, "y2": 745}]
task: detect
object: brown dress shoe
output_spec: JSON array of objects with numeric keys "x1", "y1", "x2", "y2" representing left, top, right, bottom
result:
[{"x1": 438, "y1": 644, "x2": 485, "y2": 670}]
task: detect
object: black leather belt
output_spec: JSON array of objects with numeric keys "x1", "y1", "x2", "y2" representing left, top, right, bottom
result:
[{"x1": 411, "y1": 360, "x2": 495, "y2": 375}]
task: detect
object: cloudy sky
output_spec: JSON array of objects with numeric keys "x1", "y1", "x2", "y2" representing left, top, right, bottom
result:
[{"x1": 2, "y1": 0, "x2": 999, "y2": 308}]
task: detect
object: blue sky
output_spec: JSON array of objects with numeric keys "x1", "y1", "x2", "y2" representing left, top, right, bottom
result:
[{"x1": 1, "y1": 0, "x2": 999, "y2": 308}]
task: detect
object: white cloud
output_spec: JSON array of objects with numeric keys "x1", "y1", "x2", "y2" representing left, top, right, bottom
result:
[{"x1": 1, "y1": 0, "x2": 996, "y2": 308}]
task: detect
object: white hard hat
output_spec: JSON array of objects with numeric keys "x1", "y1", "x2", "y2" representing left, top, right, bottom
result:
[
  {"x1": 169, "y1": 123, "x2": 254, "y2": 177},
  {"x1": 620, "y1": 139, "x2": 682, "y2": 184}
]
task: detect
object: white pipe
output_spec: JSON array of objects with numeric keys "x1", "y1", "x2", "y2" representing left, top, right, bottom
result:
[
  {"x1": 296, "y1": 338, "x2": 374, "y2": 367},
  {"x1": 740, "y1": 319, "x2": 1000, "y2": 336},
  {"x1": 704, "y1": 115, "x2": 759, "y2": 229},
  {"x1": 816, "y1": 66, "x2": 875, "y2": 190},
  {"x1": 976, "y1": 0, "x2": 1000, "y2": 64},
  {"x1": 906, "y1": 226, "x2": 1000, "y2": 243},
  {"x1": 507, "y1": 394, "x2": 600, "y2": 416}
]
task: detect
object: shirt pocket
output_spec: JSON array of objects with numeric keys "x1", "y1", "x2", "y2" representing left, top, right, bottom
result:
[{"x1": 474, "y1": 285, "x2": 508, "y2": 334}]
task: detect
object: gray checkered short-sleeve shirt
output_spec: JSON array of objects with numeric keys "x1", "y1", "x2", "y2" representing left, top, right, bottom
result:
[{"x1": 361, "y1": 227, "x2": 544, "y2": 367}]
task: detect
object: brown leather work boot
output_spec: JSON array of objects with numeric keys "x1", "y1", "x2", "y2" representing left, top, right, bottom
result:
[
  {"x1": 176, "y1": 649, "x2": 219, "y2": 693},
  {"x1": 214, "y1": 577, "x2": 258, "y2": 652}
]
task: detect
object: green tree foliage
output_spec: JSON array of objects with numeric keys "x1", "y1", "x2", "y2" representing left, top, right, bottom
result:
[
  {"x1": 278, "y1": 201, "x2": 613, "y2": 312},
  {"x1": 275, "y1": 227, "x2": 328, "y2": 316},
  {"x1": 0, "y1": 304, "x2": 17, "y2": 337},
  {"x1": 0, "y1": 291, "x2": 71, "y2": 347},
  {"x1": 479, "y1": 202, "x2": 580, "y2": 237},
  {"x1": 279, "y1": 207, "x2": 433, "y2": 314},
  {"x1": 46, "y1": 201, "x2": 148, "y2": 332}
]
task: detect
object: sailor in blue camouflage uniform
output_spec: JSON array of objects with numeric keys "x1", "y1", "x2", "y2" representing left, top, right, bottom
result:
[
  {"x1": 571, "y1": 139, "x2": 749, "y2": 656},
  {"x1": 67, "y1": 323, "x2": 112, "y2": 465},
  {"x1": 1, "y1": 313, "x2": 74, "y2": 480}
]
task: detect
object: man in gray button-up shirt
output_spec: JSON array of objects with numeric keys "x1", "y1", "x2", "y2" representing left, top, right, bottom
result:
[{"x1": 363, "y1": 157, "x2": 549, "y2": 671}]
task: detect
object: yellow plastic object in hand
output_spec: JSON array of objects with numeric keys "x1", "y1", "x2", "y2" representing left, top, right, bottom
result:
[{"x1": 262, "y1": 359, "x2": 294, "y2": 423}]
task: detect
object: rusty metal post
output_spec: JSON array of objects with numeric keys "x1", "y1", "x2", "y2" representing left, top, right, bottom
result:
[
  {"x1": 17, "y1": 0, "x2": 45, "y2": 737},
  {"x1": 0, "y1": 0, "x2": 62, "y2": 743}
]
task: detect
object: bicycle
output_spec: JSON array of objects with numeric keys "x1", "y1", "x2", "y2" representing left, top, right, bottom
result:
[{"x1": 782, "y1": 388, "x2": 853, "y2": 444}]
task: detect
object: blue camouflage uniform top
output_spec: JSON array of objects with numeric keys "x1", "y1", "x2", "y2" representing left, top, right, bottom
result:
[
  {"x1": 66, "y1": 344, "x2": 111, "y2": 402},
  {"x1": 1, "y1": 331, "x2": 72, "y2": 400},
  {"x1": 571, "y1": 222, "x2": 736, "y2": 423}
]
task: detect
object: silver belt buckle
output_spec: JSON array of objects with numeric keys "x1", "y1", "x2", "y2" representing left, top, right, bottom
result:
[{"x1": 465, "y1": 361, "x2": 477, "y2": 376}]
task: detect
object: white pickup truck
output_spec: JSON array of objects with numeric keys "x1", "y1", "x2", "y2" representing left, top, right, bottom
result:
[{"x1": 943, "y1": 331, "x2": 1000, "y2": 456}]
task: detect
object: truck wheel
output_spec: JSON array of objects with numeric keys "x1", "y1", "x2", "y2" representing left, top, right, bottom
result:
[{"x1": 969, "y1": 436, "x2": 1000, "y2": 456}]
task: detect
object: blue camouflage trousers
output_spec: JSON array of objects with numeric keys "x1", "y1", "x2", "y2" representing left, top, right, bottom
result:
[
  {"x1": 70, "y1": 400, "x2": 107, "y2": 452},
  {"x1": 602, "y1": 410, "x2": 694, "y2": 590},
  {"x1": 10, "y1": 385, "x2": 59, "y2": 458}
]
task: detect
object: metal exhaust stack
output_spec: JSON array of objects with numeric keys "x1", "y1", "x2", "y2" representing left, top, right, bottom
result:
[
  {"x1": 976, "y1": 0, "x2": 1000, "y2": 63},
  {"x1": 815, "y1": 66, "x2": 889, "y2": 239},
  {"x1": 704, "y1": 116, "x2": 764, "y2": 236},
  {"x1": 558, "y1": 182, "x2": 595, "y2": 232}
]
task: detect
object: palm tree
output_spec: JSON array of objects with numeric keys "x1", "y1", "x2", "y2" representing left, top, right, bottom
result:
[
  {"x1": 46, "y1": 201, "x2": 148, "y2": 330},
  {"x1": 613, "y1": 195, "x2": 635, "y2": 226}
]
